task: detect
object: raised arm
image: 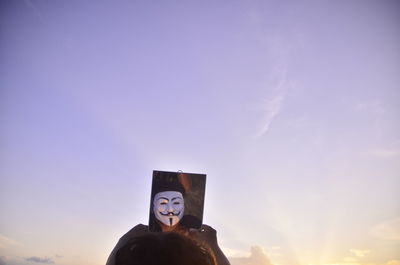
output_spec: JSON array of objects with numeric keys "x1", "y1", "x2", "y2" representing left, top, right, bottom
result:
[
  {"x1": 189, "y1": 224, "x2": 231, "y2": 265},
  {"x1": 106, "y1": 224, "x2": 149, "y2": 265}
]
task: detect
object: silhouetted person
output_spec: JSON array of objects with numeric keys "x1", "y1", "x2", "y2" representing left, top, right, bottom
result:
[
  {"x1": 107, "y1": 224, "x2": 230, "y2": 265},
  {"x1": 115, "y1": 232, "x2": 216, "y2": 265}
]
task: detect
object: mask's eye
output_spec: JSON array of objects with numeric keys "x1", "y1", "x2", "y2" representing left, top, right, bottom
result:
[
  {"x1": 173, "y1": 202, "x2": 180, "y2": 205},
  {"x1": 160, "y1": 201, "x2": 167, "y2": 205}
]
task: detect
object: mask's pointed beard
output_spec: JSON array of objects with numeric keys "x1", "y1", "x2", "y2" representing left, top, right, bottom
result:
[{"x1": 169, "y1": 218, "x2": 173, "y2": 226}]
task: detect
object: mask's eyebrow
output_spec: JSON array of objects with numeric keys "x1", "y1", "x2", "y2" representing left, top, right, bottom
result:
[
  {"x1": 171, "y1": 197, "x2": 182, "y2": 201},
  {"x1": 158, "y1": 197, "x2": 169, "y2": 201}
]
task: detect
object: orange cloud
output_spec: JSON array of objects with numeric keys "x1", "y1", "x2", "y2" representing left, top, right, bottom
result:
[
  {"x1": 230, "y1": 246, "x2": 274, "y2": 265},
  {"x1": 349, "y1": 249, "x2": 370, "y2": 257}
]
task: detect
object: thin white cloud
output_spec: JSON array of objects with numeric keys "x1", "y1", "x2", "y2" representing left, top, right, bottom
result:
[
  {"x1": 349, "y1": 249, "x2": 370, "y2": 257},
  {"x1": 256, "y1": 68, "x2": 292, "y2": 137},
  {"x1": 257, "y1": 90, "x2": 286, "y2": 137},
  {"x1": 222, "y1": 247, "x2": 250, "y2": 258},
  {"x1": 229, "y1": 246, "x2": 274, "y2": 265},
  {"x1": 370, "y1": 217, "x2": 400, "y2": 241},
  {"x1": 0, "y1": 234, "x2": 20, "y2": 249}
]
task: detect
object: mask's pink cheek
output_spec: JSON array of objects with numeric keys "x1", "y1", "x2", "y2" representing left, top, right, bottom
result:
[
  {"x1": 175, "y1": 205, "x2": 184, "y2": 212},
  {"x1": 156, "y1": 204, "x2": 167, "y2": 213}
]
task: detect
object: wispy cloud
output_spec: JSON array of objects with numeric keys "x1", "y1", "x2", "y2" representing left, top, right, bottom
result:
[
  {"x1": 222, "y1": 248, "x2": 250, "y2": 258},
  {"x1": 256, "y1": 67, "x2": 292, "y2": 137},
  {"x1": 370, "y1": 217, "x2": 400, "y2": 241},
  {"x1": 0, "y1": 234, "x2": 21, "y2": 249},
  {"x1": 229, "y1": 246, "x2": 273, "y2": 265},
  {"x1": 25, "y1": 257, "x2": 54, "y2": 264},
  {"x1": 349, "y1": 249, "x2": 370, "y2": 257}
]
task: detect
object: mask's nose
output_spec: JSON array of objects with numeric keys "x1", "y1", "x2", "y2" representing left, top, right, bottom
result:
[{"x1": 167, "y1": 203, "x2": 174, "y2": 213}]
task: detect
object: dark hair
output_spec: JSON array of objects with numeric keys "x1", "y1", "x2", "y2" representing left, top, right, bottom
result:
[
  {"x1": 115, "y1": 232, "x2": 216, "y2": 265},
  {"x1": 151, "y1": 171, "x2": 187, "y2": 197}
]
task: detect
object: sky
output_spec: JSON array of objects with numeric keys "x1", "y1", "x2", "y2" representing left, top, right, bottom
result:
[{"x1": 0, "y1": 1, "x2": 399, "y2": 265}]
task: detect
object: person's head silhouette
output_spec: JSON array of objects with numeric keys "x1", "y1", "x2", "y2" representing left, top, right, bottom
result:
[{"x1": 115, "y1": 232, "x2": 216, "y2": 265}]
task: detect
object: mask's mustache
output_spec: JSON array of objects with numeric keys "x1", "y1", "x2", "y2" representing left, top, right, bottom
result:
[{"x1": 159, "y1": 211, "x2": 181, "y2": 216}]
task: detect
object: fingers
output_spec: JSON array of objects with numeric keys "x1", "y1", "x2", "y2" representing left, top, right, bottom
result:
[{"x1": 200, "y1": 224, "x2": 216, "y2": 236}]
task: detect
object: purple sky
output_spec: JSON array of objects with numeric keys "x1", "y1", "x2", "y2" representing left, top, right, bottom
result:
[{"x1": 1, "y1": 1, "x2": 399, "y2": 265}]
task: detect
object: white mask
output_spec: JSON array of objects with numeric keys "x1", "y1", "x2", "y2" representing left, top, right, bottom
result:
[{"x1": 153, "y1": 191, "x2": 184, "y2": 227}]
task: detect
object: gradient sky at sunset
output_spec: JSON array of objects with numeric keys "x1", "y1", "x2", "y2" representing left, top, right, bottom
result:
[{"x1": 1, "y1": 1, "x2": 399, "y2": 265}]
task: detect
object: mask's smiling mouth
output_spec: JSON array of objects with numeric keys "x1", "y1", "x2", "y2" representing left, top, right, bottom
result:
[{"x1": 159, "y1": 212, "x2": 181, "y2": 216}]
